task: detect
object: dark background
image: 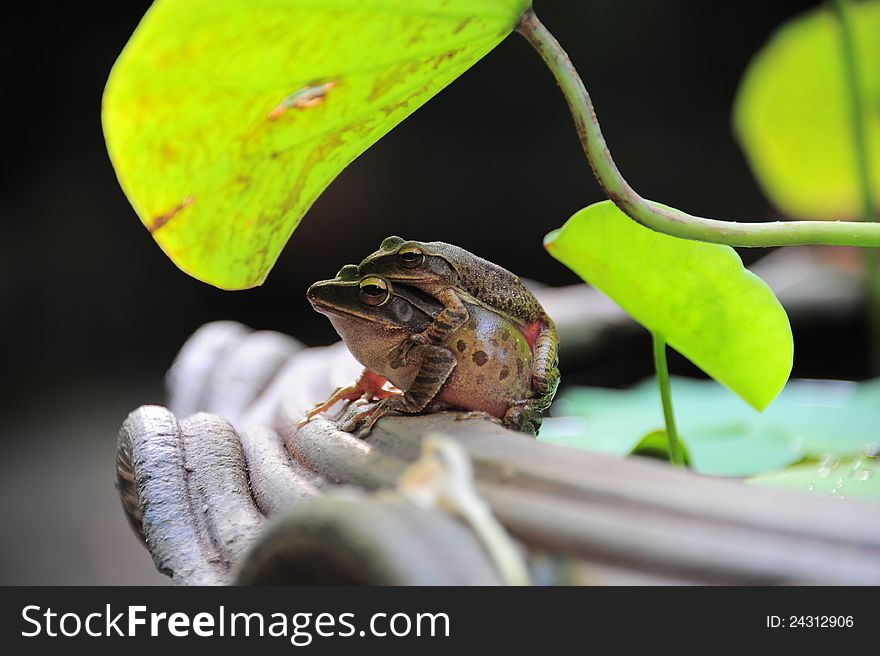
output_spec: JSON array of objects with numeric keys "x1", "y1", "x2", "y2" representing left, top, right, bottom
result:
[{"x1": 0, "y1": 0, "x2": 860, "y2": 584}]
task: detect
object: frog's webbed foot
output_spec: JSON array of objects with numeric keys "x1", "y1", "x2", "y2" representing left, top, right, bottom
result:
[
  {"x1": 340, "y1": 398, "x2": 401, "y2": 437},
  {"x1": 521, "y1": 368, "x2": 559, "y2": 435},
  {"x1": 297, "y1": 369, "x2": 396, "y2": 426},
  {"x1": 503, "y1": 400, "x2": 545, "y2": 436}
]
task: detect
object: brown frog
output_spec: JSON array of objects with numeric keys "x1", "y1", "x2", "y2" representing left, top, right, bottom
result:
[
  {"x1": 303, "y1": 265, "x2": 540, "y2": 434},
  {"x1": 357, "y1": 237, "x2": 560, "y2": 428}
]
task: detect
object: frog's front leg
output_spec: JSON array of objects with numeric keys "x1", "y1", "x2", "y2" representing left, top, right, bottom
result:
[
  {"x1": 344, "y1": 344, "x2": 457, "y2": 434},
  {"x1": 530, "y1": 322, "x2": 560, "y2": 408},
  {"x1": 299, "y1": 369, "x2": 397, "y2": 425},
  {"x1": 390, "y1": 288, "x2": 468, "y2": 368}
]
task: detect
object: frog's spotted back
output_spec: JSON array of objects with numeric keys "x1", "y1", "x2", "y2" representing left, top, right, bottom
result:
[{"x1": 422, "y1": 240, "x2": 547, "y2": 328}]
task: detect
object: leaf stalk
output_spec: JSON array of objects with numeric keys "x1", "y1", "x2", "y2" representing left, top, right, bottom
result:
[
  {"x1": 651, "y1": 333, "x2": 685, "y2": 467},
  {"x1": 517, "y1": 8, "x2": 880, "y2": 249}
]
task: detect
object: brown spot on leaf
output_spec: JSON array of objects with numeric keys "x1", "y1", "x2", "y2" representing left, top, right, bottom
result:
[
  {"x1": 149, "y1": 196, "x2": 195, "y2": 233},
  {"x1": 501, "y1": 329, "x2": 510, "y2": 341},
  {"x1": 517, "y1": 358, "x2": 525, "y2": 377},
  {"x1": 452, "y1": 18, "x2": 472, "y2": 35},
  {"x1": 368, "y1": 61, "x2": 420, "y2": 102},
  {"x1": 499, "y1": 366, "x2": 510, "y2": 381},
  {"x1": 269, "y1": 80, "x2": 339, "y2": 120},
  {"x1": 456, "y1": 339, "x2": 467, "y2": 353},
  {"x1": 472, "y1": 350, "x2": 488, "y2": 366}
]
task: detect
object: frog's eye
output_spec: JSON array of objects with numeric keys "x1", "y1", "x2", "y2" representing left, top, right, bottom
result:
[
  {"x1": 359, "y1": 276, "x2": 390, "y2": 306},
  {"x1": 398, "y1": 245, "x2": 424, "y2": 269}
]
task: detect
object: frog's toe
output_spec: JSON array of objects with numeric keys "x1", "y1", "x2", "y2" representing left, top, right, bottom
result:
[
  {"x1": 502, "y1": 403, "x2": 542, "y2": 436},
  {"x1": 298, "y1": 399, "x2": 338, "y2": 425},
  {"x1": 453, "y1": 410, "x2": 503, "y2": 425},
  {"x1": 339, "y1": 410, "x2": 369, "y2": 434},
  {"x1": 389, "y1": 342, "x2": 413, "y2": 369},
  {"x1": 338, "y1": 402, "x2": 387, "y2": 436}
]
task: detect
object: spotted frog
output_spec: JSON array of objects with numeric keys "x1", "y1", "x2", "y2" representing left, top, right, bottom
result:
[
  {"x1": 304, "y1": 264, "x2": 542, "y2": 434},
  {"x1": 357, "y1": 237, "x2": 559, "y2": 430}
]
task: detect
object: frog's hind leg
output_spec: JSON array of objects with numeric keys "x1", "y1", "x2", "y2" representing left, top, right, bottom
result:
[
  {"x1": 529, "y1": 322, "x2": 560, "y2": 412},
  {"x1": 505, "y1": 323, "x2": 560, "y2": 436}
]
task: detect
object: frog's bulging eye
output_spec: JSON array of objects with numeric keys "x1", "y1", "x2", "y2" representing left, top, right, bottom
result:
[
  {"x1": 398, "y1": 245, "x2": 424, "y2": 269},
  {"x1": 359, "y1": 276, "x2": 390, "y2": 306}
]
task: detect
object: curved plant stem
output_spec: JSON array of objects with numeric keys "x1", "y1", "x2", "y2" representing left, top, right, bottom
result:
[
  {"x1": 831, "y1": 0, "x2": 880, "y2": 372},
  {"x1": 652, "y1": 333, "x2": 685, "y2": 467},
  {"x1": 517, "y1": 8, "x2": 880, "y2": 248}
]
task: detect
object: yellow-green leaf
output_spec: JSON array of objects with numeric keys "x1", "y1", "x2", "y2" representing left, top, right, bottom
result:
[
  {"x1": 103, "y1": 0, "x2": 531, "y2": 289},
  {"x1": 732, "y1": 0, "x2": 880, "y2": 219},
  {"x1": 545, "y1": 201, "x2": 793, "y2": 410}
]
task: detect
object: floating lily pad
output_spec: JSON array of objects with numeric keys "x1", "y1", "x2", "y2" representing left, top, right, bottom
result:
[
  {"x1": 541, "y1": 377, "x2": 880, "y2": 482},
  {"x1": 748, "y1": 455, "x2": 880, "y2": 503}
]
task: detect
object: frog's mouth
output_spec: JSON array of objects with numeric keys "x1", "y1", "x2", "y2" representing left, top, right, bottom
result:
[
  {"x1": 307, "y1": 280, "x2": 402, "y2": 328},
  {"x1": 312, "y1": 301, "x2": 401, "y2": 328}
]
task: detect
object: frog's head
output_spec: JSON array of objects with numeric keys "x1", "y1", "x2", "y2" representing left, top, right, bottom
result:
[
  {"x1": 357, "y1": 236, "x2": 456, "y2": 284},
  {"x1": 307, "y1": 270, "x2": 439, "y2": 345}
]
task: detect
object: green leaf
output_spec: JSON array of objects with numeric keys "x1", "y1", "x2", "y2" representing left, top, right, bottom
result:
[
  {"x1": 544, "y1": 201, "x2": 793, "y2": 410},
  {"x1": 541, "y1": 377, "x2": 880, "y2": 478},
  {"x1": 748, "y1": 456, "x2": 880, "y2": 503},
  {"x1": 732, "y1": 0, "x2": 880, "y2": 219},
  {"x1": 632, "y1": 429, "x2": 693, "y2": 467},
  {"x1": 103, "y1": 0, "x2": 531, "y2": 289}
]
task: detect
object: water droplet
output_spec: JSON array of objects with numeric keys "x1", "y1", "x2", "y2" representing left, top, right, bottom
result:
[
  {"x1": 853, "y1": 470, "x2": 872, "y2": 481},
  {"x1": 817, "y1": 455, "x2": 840, "y2": 479}
]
